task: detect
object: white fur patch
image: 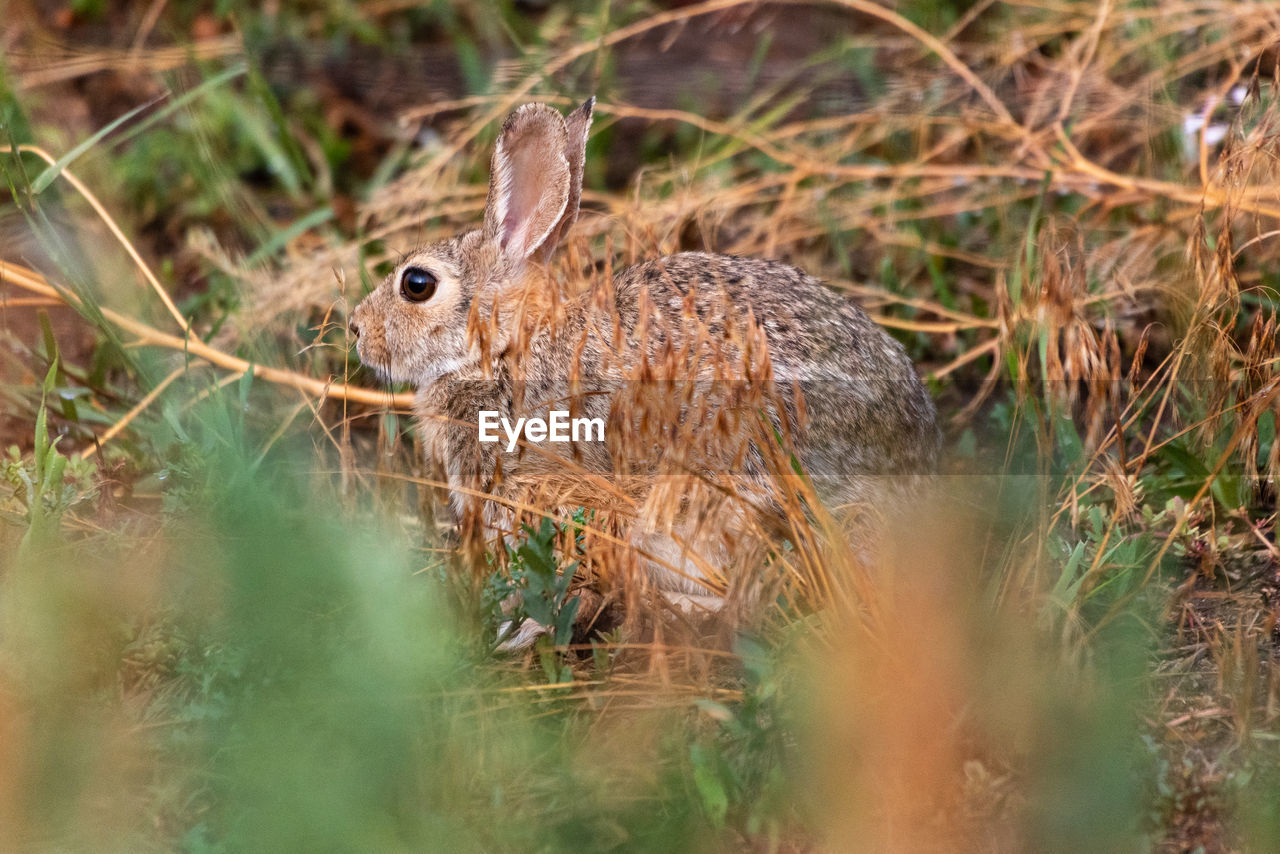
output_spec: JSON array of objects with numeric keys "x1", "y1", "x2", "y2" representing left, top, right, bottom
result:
[
  {"x1": 415, "y1": 356, "x2": 469, "y2": 388},
  {"x1": 496, "y1": 618, "x2": 549, "y2": 652},
  {"x1": 491, "y1": 137, "x2": 513, "y2": 242}
]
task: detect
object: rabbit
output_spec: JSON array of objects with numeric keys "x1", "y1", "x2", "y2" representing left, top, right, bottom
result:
[{"x1": 349, "y1": 97, "x2": 940, "y2": 644}]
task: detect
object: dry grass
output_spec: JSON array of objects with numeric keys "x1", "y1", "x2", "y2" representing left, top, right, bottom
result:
[
  {"x1": 11, "y1": 0, "x2": 1277, "y2": 611},
  {"x1": 5, "y1": 0, "x2": 1280, "y2": 850}
]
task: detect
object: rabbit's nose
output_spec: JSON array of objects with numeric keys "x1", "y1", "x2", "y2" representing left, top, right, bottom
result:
[{"x1": 349, "y1": 318, "x2": 360, "y2": 338}]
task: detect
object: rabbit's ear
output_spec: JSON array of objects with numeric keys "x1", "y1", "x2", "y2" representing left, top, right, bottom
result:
[
  {"x1": 483, "y1": 104, "x2": 571, "y2": 263},
  {"x1": 539, "y1": 97, "x2": 594, "y2": 261}
]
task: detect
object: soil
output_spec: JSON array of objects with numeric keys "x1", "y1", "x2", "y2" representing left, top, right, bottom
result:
[{"x1": 1153, "y1": 545, "x2": 1280, "y2": 852}]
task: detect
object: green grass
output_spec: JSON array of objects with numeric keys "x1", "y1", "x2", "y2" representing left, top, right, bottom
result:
[
  {"x1": 3, "y1": 0, "x2": 1280, "y2": 850},
  {"x1": 0, "y1": 389, "x2": 1188, "y2": 852}
]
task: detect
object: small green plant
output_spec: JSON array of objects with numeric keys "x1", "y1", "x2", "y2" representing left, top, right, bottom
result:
[
  {"x1": 688, "y1": 634, "x2": 793, "y2": 837},
  {"x1": 1, "y1": 362, "x2": 96, "y2": 554},
  {"x1": 498, "y1": 515, "x2": 582, "y2": 681}
]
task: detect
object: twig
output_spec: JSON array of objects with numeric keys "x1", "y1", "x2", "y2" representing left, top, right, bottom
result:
[
  {"x1": 18, "y1": 144, "x2": 189, "y2": 331},
  {"x1": 0, "y1": 259, "x2": 413, "y2": 410},
  {"x1": 79, "y1": 364, "x2": 185, "y2": 460},
  {"x1": 928, "y1": 337, "x2": 1000, "y2": 382},
  {"x1": 13, "y1": 37, "x2": 241, "y2": 90}
]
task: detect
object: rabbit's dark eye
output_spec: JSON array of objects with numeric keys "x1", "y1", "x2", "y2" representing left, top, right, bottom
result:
[{"x1": 400, "y1": 266, "x2": 437, "y2": 302}]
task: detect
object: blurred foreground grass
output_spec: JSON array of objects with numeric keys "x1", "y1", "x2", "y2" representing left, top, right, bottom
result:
[
  {"x1": 0, "y1": 387, "x2": 1181, "y2": 851},
  {"x1": 3, "y1": 0, "x2": 1280, "y2": 851}
]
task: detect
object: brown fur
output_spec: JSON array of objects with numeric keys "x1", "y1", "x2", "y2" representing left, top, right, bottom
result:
[{"x1": 349, "y1": 99, "x2": 939, "y2": 601}]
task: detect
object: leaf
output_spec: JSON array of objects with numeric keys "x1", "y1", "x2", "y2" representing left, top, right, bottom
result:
[
  {"x1": 39, "y1": 313, "x2": 82, "y2": 423},
  {"x1": 522, "y1": 590, "x2": 553, "y2": 629},
  {"x1": 1210, "y1": 471, "x2": 1246, "y2": 512},
  {"x1": 31, "y1": 97, "x2": 159, "y2": 193},
  {"x1": 162, "y1": 402, "x2": 191, "y2": 444},
  {"x1": 1087, "y1": 504, "x2": 1106, "y2": 538},
  {"x1": 33, "y1": 401, "x2": 48, "y2": 461},
  {"x1": 1049, "y1": 541, "x2": 1088, "y2": 607},
  {"x1": 38, "y1": 309, "x2": 59, "y2": 366},
  {"x1": 245, "y1": 60, "x2": 312, "y2": 196},
  {"x1": 517, "y1": 518, "x2": 559, "y2": 580},
  {"x1": 238, "y1": 365, "x2": 255, "y2": 411},
  {"x1": 40, "y1": 348, "x2": 60, "y2": 402},
  {"x1": 736, "y1": 634, "x2": 772, "y2": 686},
  {"x1": 45, "y1": 445, "x2": 67, "y2": 496},
  {"x1": 1157, "y1": 441, "x2": 1244, "y2": 509},
  {"x1": 1055, "y1": 414, "x2": 1084, "y2": 467},
  {"x1": 1156, "y1": 441, "x2": 1210, "y2": 479},
  {"x1": 245, "y1": 206, "x2": 334, "y2": 267},
  {"x1": 108, "y1": 64, "x2": 247, "y2": 152},
  {"x1": 381, "y1": 410, "x2": 399, "y2": 446},
  {"x1": 538, "y1": 643, "x2": 573, "y2": 684},
  {"x1": 690, "y1": 745, "x2": 729, "y2": 827},
  {"x1": 553, "y1": 595, "x2": 580, "y2": 647}
]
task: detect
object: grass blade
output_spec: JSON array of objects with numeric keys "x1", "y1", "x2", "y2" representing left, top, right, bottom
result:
[{"x1": 30, "y1": 98, "x2": 160, "y2": 194}]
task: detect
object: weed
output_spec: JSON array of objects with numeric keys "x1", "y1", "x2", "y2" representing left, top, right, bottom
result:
[{"x1": 2, "y1": 358, "x2": 97, "y2": 554}]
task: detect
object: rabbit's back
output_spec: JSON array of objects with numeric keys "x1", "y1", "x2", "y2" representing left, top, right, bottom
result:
[{"x1": 609, "y1": 252, "x2": 939, "y2": 489}]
